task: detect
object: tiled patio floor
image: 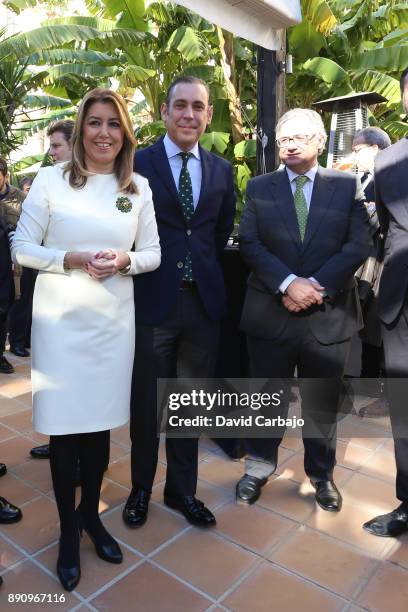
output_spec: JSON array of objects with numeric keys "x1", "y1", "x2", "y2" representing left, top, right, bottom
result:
[{"x1": 1, "y1": 351, "x2": 407, "y2": 611}]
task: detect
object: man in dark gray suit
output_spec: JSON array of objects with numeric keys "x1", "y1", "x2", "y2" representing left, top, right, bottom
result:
[
  {"x1": 236, "y1": 108, "x2": 371, "y2": 510},
  {"x1": 364, "y1": 68, "x2": 408, "y2": 537}
]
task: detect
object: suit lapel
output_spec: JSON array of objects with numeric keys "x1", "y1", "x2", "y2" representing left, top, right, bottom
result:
[
  {"x1": 302, "y1": 167, "x2": 335, "y2": 249},
  {"x1": 150, "y1": 138, "x2": 180, "y2": 205},
  {"x1": 274, "y1": 169, "x2": 303, "y2": 248},
  {"x1": 193, "y1": 144, "x2": 210, "y2": 217}
]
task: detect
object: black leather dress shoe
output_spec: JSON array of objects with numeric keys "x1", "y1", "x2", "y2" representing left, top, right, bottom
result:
[
  {"x1": 0, "y1": 463, "x2": 6, "y2": 477},
  {"x1": 0, "y1": 356, "x2": 14, "y2": 374},
  {"x1": 312, "y1": 480, "x2": 342, "y2": 512},
  {"x1": 0, "y1": 496, "x2": 23, "y2": 523},
  {"x1": 30, "y1": 443, "x2": 50, "y2": 459},
  {"x1": 123, "y1": 488, "x2": 150, "y2": 527},
  {"x1": 236, "y1": 474, "x2": 267, "y2": 505},
  {"x1": 10, "y1": 344, "x2": 30, "y2": 357},
  {"x1": 164, "y1": 495, "x2": 216, "y2": 527},
  {"x1": 363, "y1": 503, "x2": 408, "y2": 537}
]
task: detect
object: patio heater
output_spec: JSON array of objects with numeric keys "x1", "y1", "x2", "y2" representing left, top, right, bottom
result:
[{"x1": 313, "y1": 92, "x2": 387, "y2": 169}]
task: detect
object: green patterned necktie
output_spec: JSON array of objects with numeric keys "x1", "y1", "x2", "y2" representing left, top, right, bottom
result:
[
  {"x1": 293, "y1": 175, "x2": 309, "y2": 241},
  {"x1": 178, "y1": 152, "x2": 194, "y2": 281}
]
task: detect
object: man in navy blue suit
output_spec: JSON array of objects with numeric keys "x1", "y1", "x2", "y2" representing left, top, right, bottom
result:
[{"x1": 123, "y1": 76, "x2": 236, "y2": 528}]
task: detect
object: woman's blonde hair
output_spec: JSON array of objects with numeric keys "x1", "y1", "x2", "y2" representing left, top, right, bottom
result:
[{"x1": 65, "y1": 88, "x2": 138, "y2": 194}]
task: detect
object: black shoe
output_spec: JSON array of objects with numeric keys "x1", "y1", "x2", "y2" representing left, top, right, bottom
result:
[
  {"x1": 57, "y1": 532, "x2": 81, "y2": 592},
  {"x1": 77, "y1": 510, "x2": 122, "y2": 564},
  {"x1": 9, "y1": 344, "x2": 30, "y2": 357},
  {"x1": 236, "y1": 474, "x2": 267, "y2": 505},
  {"x1": 0, "y1": 356, "x2": 14, "y2": 374},
  {"x1": 363, "y1": 503, "x2": 408, "y2": 537},
  {"x1": 0, "y1": 496, "x2": 23, "y2": 523},
  {"x1": 123, "y1": 488, "x2": 150, "y2": 528},
  {"x1": 30, "y1": 444, "x2": 50, "y2": 459},
  {"x1": 164, "y1": 494, "x2": 216, "y2": 527},
  {"x1": 312, "y1": 480, "x2": 342, "y2": 512},
  {"x1": 0, "y1": 575, "x2": 2, "y2": 587},
  {"x1": 0, "y1": 463, "x2": 6, "y2": 477}
]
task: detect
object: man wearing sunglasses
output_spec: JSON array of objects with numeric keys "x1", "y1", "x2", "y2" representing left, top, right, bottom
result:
[{"x1": 237, "y1": 108, "x2": 371, "y2": 510}]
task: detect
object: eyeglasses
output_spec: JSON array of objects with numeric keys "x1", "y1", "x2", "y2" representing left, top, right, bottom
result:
[{"x1": 276, "y1": 134, "x2": 316, "y2": 148}]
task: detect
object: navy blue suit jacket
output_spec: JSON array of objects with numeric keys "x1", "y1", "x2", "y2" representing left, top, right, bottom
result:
[{"x1": 133, "y1": 137, "x2": 236, "y2": 325}]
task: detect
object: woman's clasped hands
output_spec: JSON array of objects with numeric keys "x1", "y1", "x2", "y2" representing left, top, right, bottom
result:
[{"x1": 65, "y1": 249, "x2": 130, "y2": 279}]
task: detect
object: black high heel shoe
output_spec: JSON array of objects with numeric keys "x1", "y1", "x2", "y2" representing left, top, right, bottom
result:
[
  {"x1": 77, "y1": 510, "x2": 122, "y2": 564},
  {"x1": 56, "y1": 532, "x2": 81, "y2": 591}
]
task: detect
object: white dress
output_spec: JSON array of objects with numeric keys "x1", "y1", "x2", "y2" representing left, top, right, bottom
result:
[{"x1": 12, "y1": 164, "x2": 161, "y2": 435}]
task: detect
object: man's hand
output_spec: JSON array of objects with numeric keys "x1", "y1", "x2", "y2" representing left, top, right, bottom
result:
[
  {"x1": 286, "y1": 277, "x2": 324, "y2": 309},
  {"x1": 282, "y1": 295, "x2": 302, "y2": 312}
]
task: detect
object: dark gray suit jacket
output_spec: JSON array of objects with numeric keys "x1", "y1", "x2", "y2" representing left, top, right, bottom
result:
[
  {"x1": 375, "y1": 137, "x2": 408, "y2": 325},
  {"x1": 239, "y1": 166, "x2": 372, "y2": 344}
]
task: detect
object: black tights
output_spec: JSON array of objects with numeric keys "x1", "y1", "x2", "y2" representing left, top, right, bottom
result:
[{"x1": 49, "y1": 430, "x2": 110, "y2": 565}]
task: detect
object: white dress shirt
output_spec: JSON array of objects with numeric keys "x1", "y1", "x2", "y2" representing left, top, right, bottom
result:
[
  {"x1": 163, "y1": 133, "x2": 202, "y2": 209},
  {"x1": 279, "y1": 165, "x2": 319, "y2": 294}
]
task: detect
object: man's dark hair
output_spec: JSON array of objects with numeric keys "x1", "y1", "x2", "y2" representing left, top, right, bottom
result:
[
  {"x1": 20, "y1": 177, "x2": 33, "y2": 190},
  {"x1": 165, "y1": 76, "x2": 210, "y2": 106},
  {"x1": 0, "y1": 156, "x2": 8, "y2": 177},
  {"x1": 47, "y1": 119, "x2": 75, "y2": 142},
  {"x1": 353, "y1": 127, "x2": 391, "y2": 150},
  {"x1": 400, "y1": 68, "x2": 408, "y2": 94}
]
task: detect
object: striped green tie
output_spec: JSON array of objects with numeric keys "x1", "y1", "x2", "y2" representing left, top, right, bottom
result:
[
  {"x1": 178, "y1": 152, "x2": 194, "y2": 281},
  {"x1": 293, "y1": 175, "x2": 309, "y2": 241}
]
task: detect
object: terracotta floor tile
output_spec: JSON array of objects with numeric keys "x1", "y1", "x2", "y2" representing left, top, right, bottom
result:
[
  {"x1": 341, "y1": 437, "x2": 386, "y2": 452},
  {"x1": 158, "y1": 438, "x2": 214, "y2": 465},
  {"x1": 152, "y1": 479, "x2": 233, "y2": 511},
  {"x1": 0, "y1": 535, "x2": 25, "y2": 569},
  {"x1": 277, "y1": 452, "x2": 353, "y2": 488},
  {"x1": 0, "y1": 396, "x2": 28, "y2": 418},
  {"x1": 0, "y1": 472, "x2": 41, "y2": 506},
  {"x1": 37, "y1": 538, "x2": 141, "y2": 599},
  {"x1": 342, "y1": 473, "x2": 396, "y2": 514},
  {"x1": 4, "y1": 496, "x2": 59, "y2": 554},
  {"x1": 153, "y1": 530, "x2": 257, "y2": 598},
  {"x1": 258, "y1": 475, "x2": 316, "y2": 522},
  {"x1": 102, "y1": 504, "x2": 186, "y2": 555},
  {"x1": 26, "y1": 431, "x2": 49, "y2": 445},
  {"x1": 91, "y1": 561, "x2": 211, "y2": 611},
  {"x1": 108, "y1": 440, "x2": 130, "y2": 462},
  {"x1": 0, "y1": 436, "x2": 34, "y2": 468},
  {"x1": 215, "y1": 502, "x2": 296, "y2": 555},
  {"x1": 106, "y1": 455, "x2": 166, "y2": 490},
  {"x1": 110, "y1": 424, "x2": 130, "y2": 447},
  {"x1": 0, "y1": 560, "x2": 81, "y2": 609},
  {"x1": 15, "y1": 391, "x2": 32, "y2": 407},
  {"x1": 271, "y1": 525, "x2": 375, "y2": 598},
  {"x1": 98, "y1": 479, "x2": 129, "y2": 514},
  {"x1": 223, "y1": 562, "x2": 344, "y2": 611},
  {"x1": 13, "y1": 363, "x2": 32, "y2": 376},
  {"x1": 197, "y1": 455, "x2": 247, "y2": 490},
  {"x1": 305, "y1": 500, "x2": 395, "y2": 557},
  {"x1": 336, "y1": 440, "x2": 375, "y2": 471},
  {"x1": 1, "y1": 409, "x2": 32, "y2": 433},
  {"x1": 281, "y1": 432, "x2": 303, "y2": 452},
  {"x1": 357, "y1": 562, "x2": 408, "y2": 612},
  {"x1": 0, "y1": 424, "x2": 16, "y2": 443},
  {"x1": 0, "y1": 378, "x2": 32, "y2": 399},
  {"x1": 385, "y1": 531, "x2": 408, "y2": 569},
  {"x1": 13, "y1": 459, "x2": 52, "y2": 493},
  {"x1": 359, "y1": 448, "x2": 396, "y2": 483}
]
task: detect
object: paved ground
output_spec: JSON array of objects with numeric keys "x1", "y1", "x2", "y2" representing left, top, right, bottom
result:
[{"x1": 0, "y1": 351, "x2": 407, "y2": 611}]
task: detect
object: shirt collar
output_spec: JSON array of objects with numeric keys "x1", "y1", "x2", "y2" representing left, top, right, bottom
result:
[
  {"x1": 163, "y1": 133, "x2": 200, "y2": 161},
  {"x1": 286, "y1": 164, "x2": 318, "y2": 184}
]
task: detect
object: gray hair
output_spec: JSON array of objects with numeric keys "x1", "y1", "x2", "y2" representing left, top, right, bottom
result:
[
  {"x1": 353, "y1": 127, "x2": 391, "y2": 150},
  {"x1": 276, "y1": 108, "x2": 328, "y2": 154}
]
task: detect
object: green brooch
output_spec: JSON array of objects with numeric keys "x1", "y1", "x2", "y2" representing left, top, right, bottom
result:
[{"x1": 116, "y1": 196, "x2": 132, "y2": 213}]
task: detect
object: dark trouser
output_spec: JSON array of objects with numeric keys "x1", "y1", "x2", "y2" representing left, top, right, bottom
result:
[
  {"x1": 382, "y1": 302, "x2": 408, "y2": 503},
  {"x1": 8, "y1": 267, "x2": 37, "y2": 347},
  {"x1": 130, "y1": 286, "x2": 219, "y2": 497},
  {"x1": 361, "y1": 342, "x2": 383, "y2": 379},
  {"x1": 245, "y1": 316, "x2": 351, "y2": 482},
  {"x1": 0, "y1": 311, "x2": 6, "y2": 355}
]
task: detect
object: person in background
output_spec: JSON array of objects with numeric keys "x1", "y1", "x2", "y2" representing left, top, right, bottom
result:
[
  {"x1": 0, "y1": 156, "x2": 25, "y2": 373},
  {"x1": 19, "y1": 177, "x2": 33, "y2": 194},
  {"x1": 12, "y1": 88, "x2": 160, "y2": 590},
  {"x1": 352, "y1": 127, "x2": 391, "y2": 418}
]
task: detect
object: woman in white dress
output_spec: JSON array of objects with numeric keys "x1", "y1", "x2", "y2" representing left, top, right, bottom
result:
[{"x1": 12, "y1": 88, "x2": 161, "y2": 591}]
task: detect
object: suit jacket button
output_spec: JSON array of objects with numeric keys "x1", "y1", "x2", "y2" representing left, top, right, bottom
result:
[
  {"x1": 186, "y1": 229, "x2": 192, "y2": 236},
  {"x1": 177, "y1": 261, "x2": 184, "y2": 269}
]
